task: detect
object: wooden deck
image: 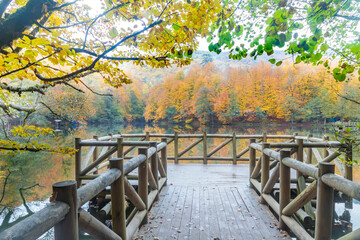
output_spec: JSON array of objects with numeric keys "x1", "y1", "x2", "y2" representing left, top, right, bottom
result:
[{"x1": 134, "y1": 164, "x2": 291, "y2": 240}]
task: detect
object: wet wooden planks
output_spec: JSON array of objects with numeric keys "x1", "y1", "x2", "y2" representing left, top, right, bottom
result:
[{"x1": 133, "y1": 164, "x2": 291, "y2": 240}]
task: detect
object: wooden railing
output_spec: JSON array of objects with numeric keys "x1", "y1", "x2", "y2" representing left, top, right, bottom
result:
[
  {"x1": 0, "y1": 138, "x2": 167, "y2": 240},
  {"x1": 80, "y1": 132, "x2": 295, "y2": 165},
  {"x1": 248, "y1": 135, "x2": 357, "y2": 240}
]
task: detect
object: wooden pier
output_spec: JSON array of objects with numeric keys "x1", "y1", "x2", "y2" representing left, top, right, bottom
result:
[
  {"x1": 134, "y1": 164, "x2": 290, "y2": 239},
  {"x1": 1, "y1": 132, "x2": 359, "y2": 240}
]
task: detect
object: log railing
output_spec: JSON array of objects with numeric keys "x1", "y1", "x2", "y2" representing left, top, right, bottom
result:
[
  {"x1": 79, "y1": 132, "x2": 295, "y2": 165},
  {"x1": 0, "y1": 138, "x2": 167, "y2": 240},
  {"x1": 248, "y1": 136, "x2": 358, "y2": 240}
]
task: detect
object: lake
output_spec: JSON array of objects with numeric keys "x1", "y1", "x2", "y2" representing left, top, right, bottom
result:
[{"x1": 0, "y1": 122, "x2": 358, "y2": 238}]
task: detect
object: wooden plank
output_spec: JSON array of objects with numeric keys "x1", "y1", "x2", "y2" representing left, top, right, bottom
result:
[
  {"x1": 245, "y1": 188, "x2": 288, "y2": 238},
  {"x1": 212, "y1": 186, "x2": 232, "y2": 239},
  {"x1": 217, "y1": 187, "x2": 242, "y2": 239},
  {"x1": 198, "y1": 186, "x2": 209, "y2": 240},
  {"x1": 230, "y1": 187, "x2": 263, "y2": 239},
  {"x1": 169, "y1": 186, "x2": 187, "y2": 238},
  {"x1": 204, "y1": 186, "x2": 221, "y2": 239},
  {"x1": 141, "y1": 185, "x2": 177, "y2": 238},
  {"x1": 224, "y1": 187, "x2": 251, "y2": 239},
  {"x1": 189, "y1": 186, "x2": 200, "y2": 240},
  {"x1": 153, "y1": 185, "x2": 182, "y2": 239},
  {"x1": 177, "y1": 186, "x2": 194, "y2": 239}
]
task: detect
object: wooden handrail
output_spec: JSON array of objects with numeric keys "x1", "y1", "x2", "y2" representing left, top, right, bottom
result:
[
  {"x1": 249, "y1": 137, "x2": 355, "y2": 240},
  {"x1": 0, "y1": 202, "x2": 70, "y2": 240},
  {"x1": 1, "y1": 137, "x2": 168, "y2": 240}
]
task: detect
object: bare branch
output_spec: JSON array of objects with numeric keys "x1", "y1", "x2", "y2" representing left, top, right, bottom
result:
[
  {"x1": 337, "y1": 93, "x2": 360, "y2": 105},
  {"x1": 64, "y1": 82, "x2": 85, "y2": 93},
  {"x1": 79, "y1": 80, "x2": 113, "y2": 97},
  {"x1": 0, "y1": 170, "x2": 11, "y2": 203},
  {"x1": 335, "y1": 15, "x2": 360, "y2": 21},
  {"x1": 0, "y1": 82, "x2": 48, "y2": 95},
  {"x1": 50, "y1": 0, "x2": 78, "y2": 11},
  {"x1": 0, "y1": 102, "x2": 36, "y2": 113},
  {"x1": 39, "y1": 101, "x2": 70, "y2": 121}
]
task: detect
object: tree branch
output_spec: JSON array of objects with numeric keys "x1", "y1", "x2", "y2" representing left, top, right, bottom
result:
[
  {"x1": 0, "y1": 0, "x2": 12, "y2": 19},
  {"x1": 0, "y1": 0, "x2": 56, "y2": 49},
  {"x1": 72, "y1": 48, "x2": 166, "y2": 61},
  {"x1": 39, "y1": 101, "x2": 70, "y2": 121},
  {"x1": 50, "y1": 0, "x2": 78, "y2": 11},
  {"x1": 34, "y1": 69, "x2": 98, "y2": 83},
  {"x1": 337, "y1": 93, "x2": 360, "y2": 105},
  {"x1": 0, "y1": 53, "x2": 55, "y2": 79},
  {"x1": 0, "y1": 101, "x2": 36, "y2": 113},
  {"x1": 35, "y1": 20, "x2": 163, "y2": 82},
  {"x1": 0, "y1": 82, "x2": 48, "y2": 95},
  {"x1": 79, "y1": 80, "x2": 113, "y2": 97},
  {"x1": 335, "y1": 14, "x2": 360, "y2": 21}
]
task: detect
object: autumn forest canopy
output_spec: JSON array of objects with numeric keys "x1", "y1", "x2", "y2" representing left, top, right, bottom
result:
[{"x1": 1, "y1": 0, "x2": 360, "y2": 154}]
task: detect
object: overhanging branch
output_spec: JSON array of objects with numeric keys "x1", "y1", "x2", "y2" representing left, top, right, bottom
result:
[{"x1": 35, "y1": 20, "x2": 163, "y2": 82}]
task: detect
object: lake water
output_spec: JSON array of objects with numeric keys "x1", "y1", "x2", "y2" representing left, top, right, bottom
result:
[{"x1": 0, "y1": 122, "x2": 358, "y2": 238}]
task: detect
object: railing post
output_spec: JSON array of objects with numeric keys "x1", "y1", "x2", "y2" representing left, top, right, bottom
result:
[
  {"x1": 109, "y1": 158, "x2": 126, "y2": 240},
  {"x1": 279, "y1": 150, "x2": 291, "y2": 230},
  {"x1": 93, "y1": 136, "x2": 99, "y2": 174},
  {"x1": 75, "y1": 137, "x2": 81, "y2": 187},
  {"x1": 138, "y1": 147, "x2": 149, "y2": 224},
  {"x1": 262, "y1": 132, "x2": 267, "y2": 142},
  {"x1": 296, "y1": 139, "x2": 304, "y2": 179},
  {"x1": 315, "y1": 162, "x2": 335, "y2": 240},
  {"x1": 260, "y1": 142, "x2": 270, "y2": 204},
  {"x1": 249, "y1": 138, "x2": 256, "y2": 188},
  {"x1": 145, "y1": 131, "x2": 150, "y2": 141},
  {"x1": 161, "y1": 138, "x2": 168, "y2": 185},
  {"x1": 345, "y1": 143, "x2": 353, "y2": 181},
  {"x1": 150, "y1": 142, "x2": 159, "y2": 201},
  {"x1": 203, "y1": 131, "x2": 208, "y2": 164},
  {"x1": 174, "y1": 132, "x2": 179, "y2": 164},
  {"x1": 117, "y1": 137, "x2": 123, "y2": 159},
  {"x1": 53, "y1": 181, "x2": 78, "y2": 240},
  {"x1": 232, "y1": 132, "x2": 237, "y2": 165},
  {"x1": 306, "y1": 134, "x2": 312, "y2": 164},
  {"x1": 345, "y1": 143, "x2": 353, "y2": 208},
  {"x1": 323, "y1": 135, "x2": 329, "y2": 158}
]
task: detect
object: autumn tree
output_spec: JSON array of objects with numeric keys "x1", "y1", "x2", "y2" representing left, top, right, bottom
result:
[{"x1": 0, "y1": 0, "x2": 223, "y2": 154}]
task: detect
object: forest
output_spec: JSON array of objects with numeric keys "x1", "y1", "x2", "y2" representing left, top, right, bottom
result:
[{"x1": 31, "y1": 54, "x2": 360, "y2": 126}]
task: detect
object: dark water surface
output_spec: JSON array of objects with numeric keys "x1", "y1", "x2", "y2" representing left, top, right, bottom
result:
[{"x1": 0, "y1": 122, "x2": 358, "y2": 239}]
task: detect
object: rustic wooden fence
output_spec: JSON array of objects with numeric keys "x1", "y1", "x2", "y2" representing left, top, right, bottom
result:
[
  {"x1": 249, "y1": 135, "x2": 357, "y2": 240},
  {"x1": 0, "y1": 137, "x2": 167, "y2": 240},
  {"x1": 84, "y1": 132, "x2": 295, "y2": 165}
]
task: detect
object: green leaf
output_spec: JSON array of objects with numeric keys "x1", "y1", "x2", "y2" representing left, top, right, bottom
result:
[
  {"x1": 269, "y1": 59, "x2": 276, "y2": 64},
  {"x1": 320, "y1": 43, "x2": 329, "y2": 52},
  {"x1": 333, "y1": 73, "x2": 346, "y2": 81},
  {"x1": 172, "y1": 24, "x2": 180, "y2": 31},
  {"x1": 109, "y1": 27, "x2": 118, "y2": 38},
  {"x1": 333, "y1": 68, "x2": 341, "y2": 74},
  {"x1": 276, "y1": 61, "x2": 283, "y2": 66},
  {"x1": 295, "y1": 56, "x2": 301, "y2": 63},
  {"x1": 314, "y1": 53, "x2": 322, "y2": 61}
]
